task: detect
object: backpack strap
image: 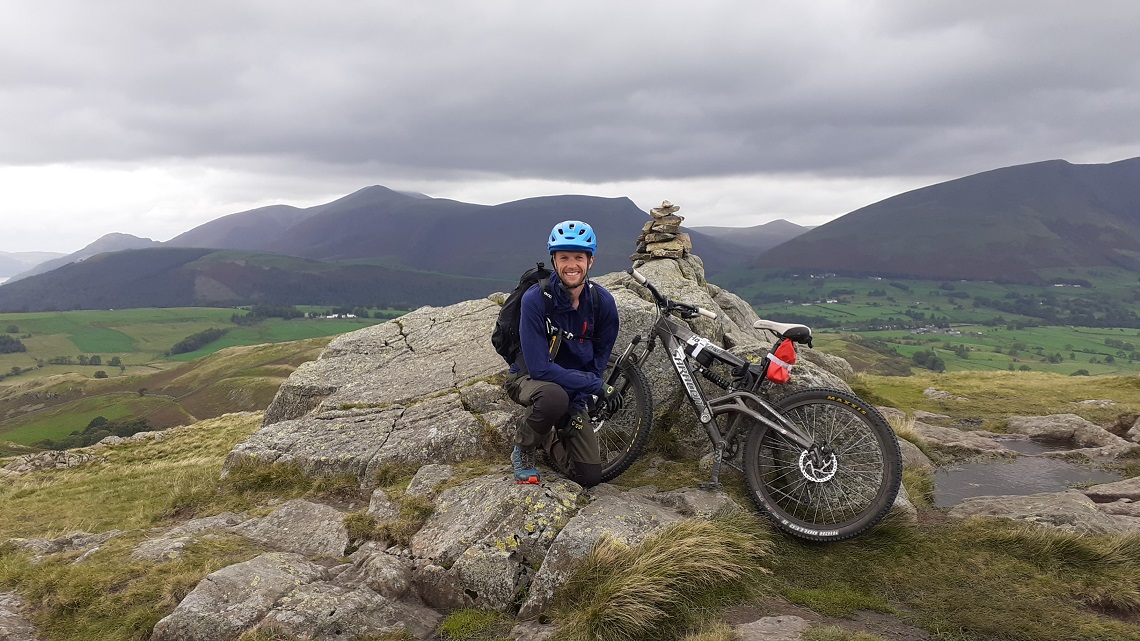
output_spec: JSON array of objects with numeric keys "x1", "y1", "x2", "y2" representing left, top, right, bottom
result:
[{"x1": 538, "y1": 278, "x2": 602, "y2": 362}]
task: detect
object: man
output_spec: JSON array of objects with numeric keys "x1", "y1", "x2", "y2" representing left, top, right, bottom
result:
[{"x1": 503, "y1": 220, "x2": 621, "y2": 487}]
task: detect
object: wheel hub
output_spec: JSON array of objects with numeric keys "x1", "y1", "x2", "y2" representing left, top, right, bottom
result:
[{"x1": 798, "y1": 445, "x2": 838, "y2": 482}]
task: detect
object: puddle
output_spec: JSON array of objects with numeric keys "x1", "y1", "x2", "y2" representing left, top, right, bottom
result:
[{"x1": 933, "y1": 439, "x2": 1124, "y2": 508}]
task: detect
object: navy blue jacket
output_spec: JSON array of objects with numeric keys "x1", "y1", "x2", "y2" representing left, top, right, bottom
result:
[{"x1": 512, "y1": 272, "x2": 620, "y2": 409}]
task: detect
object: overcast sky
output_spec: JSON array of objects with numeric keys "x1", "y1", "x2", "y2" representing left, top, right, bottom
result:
[{"x1": 2, "y1": 1, "x2": 1138, "y2": 254}]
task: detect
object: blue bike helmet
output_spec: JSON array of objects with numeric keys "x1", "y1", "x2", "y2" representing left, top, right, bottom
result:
[{"x1": 547, "y1": 220, "x2": 597, "y2": 255}]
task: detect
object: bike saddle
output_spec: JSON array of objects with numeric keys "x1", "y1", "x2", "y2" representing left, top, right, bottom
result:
[{"x1": 753, "y1": 319, "x2": 813, "y2": 344}]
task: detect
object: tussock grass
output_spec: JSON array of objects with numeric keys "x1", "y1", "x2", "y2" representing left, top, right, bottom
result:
[
  {"x1": 900, "y1": 468, "x2": 934, "y2": 508},
  {"x1": 553, "y1": 510, "x2": 771, "y2": 641},
  {"x1": 803, "y1": 626, "x2": 887, "y2": 641},
  {"x1": 0, "y1": 534, "x2": 262, "y2": 641},
  {"x1": 681, "y1": 622, "x2": 736, "y2": 641},
  {"x1": 0, "y1": 413, "x2": 263, "y2": 538},
  {"x1": 884, "y1": 413, "x2": 919, "y2": 445},
  {"x1": 973, "y1": 522, "x2": 1140, "y2": 615},
  {"x1": 764, "y1": 517, "x2": 1140, "y2": 640},
  {"x1": 345, "y1": 495, "x2": 436, "y2": 548}
]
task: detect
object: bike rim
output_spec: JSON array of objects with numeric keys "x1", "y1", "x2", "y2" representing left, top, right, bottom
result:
[{"x1": 757, "y1": 400, "x2": 888, "y2": 528}]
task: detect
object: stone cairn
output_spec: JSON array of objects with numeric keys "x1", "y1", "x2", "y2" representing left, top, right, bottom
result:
[{"x1": 630, "y1": 200, "x2": 693, "y2": 265}]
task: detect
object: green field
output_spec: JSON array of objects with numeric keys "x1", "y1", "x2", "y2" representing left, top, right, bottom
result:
[
  {"x1": 0, "y1": 306, "x2": 391, "y2": 450},
  {"x1": 0, "y1": 394, "x2": 190, "y2": 445},
  {"x1": 713, "y1": 268, "x2": 1140, "y2": 376},
  {"x1": 0, "y1": 307, "x2": 389, "y2": 379},
  {"x1": 0, "y1": 337, "x2": 332, "y2": 450}
]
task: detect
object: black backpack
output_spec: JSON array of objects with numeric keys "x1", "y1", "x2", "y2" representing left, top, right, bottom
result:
[{"x1": 492, "y1": 262, "x2": 600, "y2": 367}]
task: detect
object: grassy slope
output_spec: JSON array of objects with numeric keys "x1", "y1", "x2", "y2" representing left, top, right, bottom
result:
[
  {"x1": 0, "y1": 308, "x2": 384, "y2": 375},
  {"x1": 1, "y1": 377, "x2": 1138, "y2": 639},
  {"x1": 0, "y1": 338, "x2": 329, "y2": 446}
]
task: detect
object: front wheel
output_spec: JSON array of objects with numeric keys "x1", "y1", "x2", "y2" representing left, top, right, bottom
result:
[
  {"x1": 594, "y1": 358, "x2": 654, "y2": 482},
  {"x1": 743, "y1": 388, "x2": 901, "y2": 542}
]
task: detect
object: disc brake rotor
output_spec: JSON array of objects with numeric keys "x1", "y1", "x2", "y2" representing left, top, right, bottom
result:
[{"x1": 798, "y1": 447, "x2": 838, "y2": 482}]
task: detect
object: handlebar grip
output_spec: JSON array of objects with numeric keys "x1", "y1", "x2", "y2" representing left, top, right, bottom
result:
[
  {"x1": 698, "y1": 307, "x2": 717, "y2": 319},
  {"x1": 629, "y1": 268, "x2": 647, "y2": 284}
]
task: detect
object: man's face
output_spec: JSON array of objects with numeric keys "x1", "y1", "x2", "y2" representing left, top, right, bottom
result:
[{"x1": 552, "y1": 251, "x2": 592, "y2": 289}]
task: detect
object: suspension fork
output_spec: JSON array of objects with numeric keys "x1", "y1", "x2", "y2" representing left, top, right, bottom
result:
[{"x1": 606, "y1": 334, "x2": 644, "y2": 386}]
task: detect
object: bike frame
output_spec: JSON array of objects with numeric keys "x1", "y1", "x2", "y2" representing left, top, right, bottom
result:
[{"x1": 613, "y1": 287, "x2": 817, "y2": 485}]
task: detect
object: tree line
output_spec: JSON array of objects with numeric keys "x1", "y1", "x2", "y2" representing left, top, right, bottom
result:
[{"x1": 33, "y1": 415, "x2": 152, "y2": 450}]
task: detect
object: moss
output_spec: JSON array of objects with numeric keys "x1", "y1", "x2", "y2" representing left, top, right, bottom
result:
[{"x1": 438, "y1": 608, "x2": 513, "y2": 640}]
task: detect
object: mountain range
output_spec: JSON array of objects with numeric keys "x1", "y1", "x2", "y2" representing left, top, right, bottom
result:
[
  {"x1": 0, "y1": 190, "x2": 805, "y2": 311},
  {"x1": 754, "y1": 157, "x2": 1140, "y2": 281},
  {"x1": 0, "y1": 250, "x2": 66, "y2": 280},
  {"x1": 3, "y1": 155, "x2": 1139, "y2": 312}
]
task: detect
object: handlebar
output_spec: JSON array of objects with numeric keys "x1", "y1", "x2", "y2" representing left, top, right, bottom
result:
[{"x1": 629, "y1": 268, "x2": 718, "y2": 320}]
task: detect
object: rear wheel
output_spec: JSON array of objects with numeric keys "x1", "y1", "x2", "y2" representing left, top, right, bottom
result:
[
  {"x1": 743, "y1": 388, "x2": 901, "y2": 542},
  {"x1": 547, "y1": 357, "x2": 653, "y2": 482}
]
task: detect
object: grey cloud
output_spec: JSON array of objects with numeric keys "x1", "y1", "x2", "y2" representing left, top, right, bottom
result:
[{"x1": 1, "y1": 1, "x2": 1138, "y2": 183}]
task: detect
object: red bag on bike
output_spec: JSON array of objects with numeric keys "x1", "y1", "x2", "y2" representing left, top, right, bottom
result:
[{"x1": 764, "y1": 338, "x2": 796, "y2": 384}]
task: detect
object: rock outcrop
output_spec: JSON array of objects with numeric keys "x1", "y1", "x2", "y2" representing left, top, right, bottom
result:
[
  {"x1": 224, "y1": 250, "x2": 852, "y2": 486},
  {"x1": 3, "y1": 234, "x2": 893, "y2": 640},
  {"x1": 0, "y1": 592, "x2": 37, "y2": 641},
  {"x1": 0, "y1": 226, "x2": 897, "y2": 641}
]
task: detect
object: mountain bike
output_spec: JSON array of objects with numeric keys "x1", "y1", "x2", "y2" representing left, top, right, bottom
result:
[{"x1": 577, "y1": 268, "x2": 902, "y2": 542}]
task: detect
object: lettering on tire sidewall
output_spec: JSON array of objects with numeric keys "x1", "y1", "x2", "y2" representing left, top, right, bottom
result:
[{"x1": 825, "y1": 394, "x2": 868, "y2": 415}]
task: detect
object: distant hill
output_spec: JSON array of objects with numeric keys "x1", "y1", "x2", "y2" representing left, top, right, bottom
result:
[
  {"x1": 0, "y1": 187, "x2": 769, "y2": 311},
  {"x1": 753, "y1": 157, "x2": 1140, "y2": 282},
  {"x1": 0, "y1": 250, "x2": 65, "y2": 278},
  {"x1": 0, "y1": 247, "x2": 516, "y2": 312},
  {"x1": 8, "y1": 233, "x2": 161, "y2": 282},
  {"x1": 164, "y1": 204, "x2": 315, "y2": 250},
  {"x1": 167, "y1": 187, "x2": 755, "y2": 279},
  {"x1": 689, "y1": 219, "x2": 812, "y2": 252}
]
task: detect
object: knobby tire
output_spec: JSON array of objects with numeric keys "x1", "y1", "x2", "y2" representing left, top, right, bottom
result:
[{"x1": 744, "y1": 387, "x2": 902, "y2": 542}]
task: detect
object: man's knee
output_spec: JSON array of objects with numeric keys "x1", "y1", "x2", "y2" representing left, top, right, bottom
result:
[
  {"x1": 532, "y1": 384, "x2": 570, "y2": 419},
  {"x1": 572, "y1": 463, "x2": 603, "y2": 488}
]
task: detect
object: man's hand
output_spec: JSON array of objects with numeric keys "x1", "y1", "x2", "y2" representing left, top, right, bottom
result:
[{"x1": 600, "y1": 384, "x2": 624, "y2": 416}]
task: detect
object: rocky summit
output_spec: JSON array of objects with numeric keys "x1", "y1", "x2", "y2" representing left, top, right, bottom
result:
[
  {"x1": 132, "y1": 250, "x2": 870, "y2": 640},
  {"x1": 12, "y1": 242, "x2": 1137, "y2": 640}
]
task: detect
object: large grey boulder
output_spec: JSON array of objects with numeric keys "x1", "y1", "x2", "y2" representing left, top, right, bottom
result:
[
  {"x1": 409, "y1": 475, "x2": 583, "y2": 611},
  {"x1": 262, "y1": 299, "x2": 505, "y2": 427},
  {"x1": 1005, "y1": 414, "x2": 1136, "y2": 460},
  {"x1": 234, "y1": 500, "x2": 349, "y2": 558},
  {"x1": 948, "y1": 490, "x2": 1133, "y2": 534},
  {"x1": 228, "y1": 257, "x2": 856, "y2": 482},
  {"x1": 253, "y1": 582, "x2": 440, "y2": 641},
  {"x1": 150, "y1": 552, "x2": 326, "y2": 641}
]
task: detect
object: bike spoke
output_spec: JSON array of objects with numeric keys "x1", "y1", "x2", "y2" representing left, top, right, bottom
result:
[{"x1": 756, "y1": 400, "x2": 894, "y2": 527}]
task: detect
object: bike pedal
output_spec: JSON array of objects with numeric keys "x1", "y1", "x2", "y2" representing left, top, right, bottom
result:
[{"x1": 699, "y1": 481, "x2": 722, "y2": 491}]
